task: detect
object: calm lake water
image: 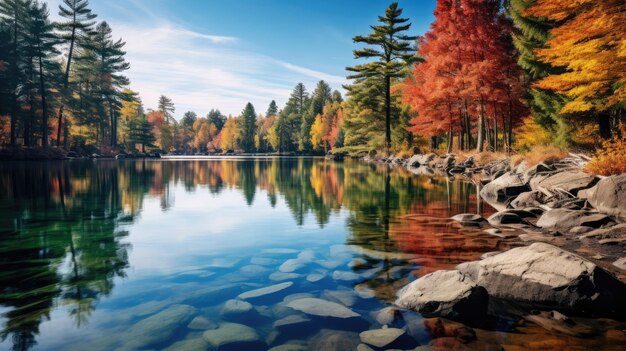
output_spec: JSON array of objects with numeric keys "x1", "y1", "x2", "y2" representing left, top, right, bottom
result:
[{"x1": 0, "y1": 159, "x2": 623, "y2": 350}]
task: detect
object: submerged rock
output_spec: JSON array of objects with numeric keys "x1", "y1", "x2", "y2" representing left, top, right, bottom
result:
[
  {"x1": 220, "y1": 299, "x2": 256, "y2": 321},
  {"x1": 122, "y1": 304, "x2": 197, "y2": 349},
  {"x1": 202, "y1": 322, "x2": 264, "y2": 351},
  {"x1": 279, "y1": 259, "x2": 306, "y2": 273},
  {"x1": 285, "y1": 297, "x2": 360, "y2": 319},
  {"x1": 457, "y1": 243, "x2": 626, "y2": 316},
  {"x1": 395, "y1": 270, "x2": 488, "y2": 322},
  {"x1": 450, "y1": 213, "x2": 487, "y2": 226},
  {"x1": 524, "y1": 310, "x2": 595, "y2": 337},
  {"x1": 309, "y1": 329, "x2": 360, "y2": 351},
  {"x1": 187, "y1": 315, "x2": 217, "y2": 330},
  {"x1": 359, "y1": 328, "x2": 407, "y2": 349},
  {"x1": 238, "y1": 282, "x2": 293, "y2": 300}
]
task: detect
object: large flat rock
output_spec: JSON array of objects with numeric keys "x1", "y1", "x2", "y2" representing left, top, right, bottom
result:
[
  {"x1": 395, "y1": 270, "x2": 488, "y2": 322},
  {"x1": 586, "y1": 174, "x2": 626, "y2": 221},
  {"x1": 457, "y1": 243, "x2": 626, "y2": 315},
  {"x1": 536, "y1": 208, "x2": 614, "y2": 230},
  {"x1": 285, "y1": 297, "x2": 360, "y2": 319}
]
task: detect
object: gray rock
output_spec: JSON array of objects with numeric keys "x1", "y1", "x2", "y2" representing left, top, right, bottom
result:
[
  {"x1": 374, "y1": 306, "x2": 402, "y2": 325},
  {"x1": 279, "y1": 259, "x2": 306, "y2": 273},
  {"x1": 530, "y1": 171, "x2": 598, "y2": 196},
  {"x1": 586, "y1": 174, "x2": 626, "y2": 221},
  {"x1": 577, "y1": 223, "x2": 626, "y2": 239},
  {"x1": 395, "y1": 270, "x2": 488, "y2": 322},
  {"x1": 487, "y1": 211, "x2": 527, "y2": 226},
  {"x1": 457, "y1": 243, "x2": 626, "y2": 315},
  {"x1": 282, "y1": 293, "x2": 315, "y2": 303},
  {"x1": 123, "y1": 304, "x2": 197, "y2": 349},
  {"x1": 408, "y1": 153, "x2": 437, "y2": 168},
  {"x1": 450, "y1": 213, "x2": 487, "y2": 226},
  {"x1": 163, "y1": 337, "x2": 209, "y2": 351},
  {"x1": 323, "y1": 289, "x2": 356, "y2": 307},
  {"x1": 480, "y1": 172, "x2": 529, "y2": 205},
  {"x1": 359, "y1": 328, "x2": 406, "y2": 348},
  {"x1": 220, "y1": 299, "x2": 255, "y2": 320},
  {"x1": 187, "y1": 315, "x2": 217, "y2": 330},
  {"x1": 272, "y1": 314, "x2": 312, "y2": 332},
  {"x1": 309, "y1": 329, "x2": 360, "y2": 351},
  {"x1": 238, "y1": 282, "x2": 293, "y2": 300},
  {"x1": 202, "y1": 322, "x2": 264, "y2": 350},
  {"x1": 269, "y1": 272, "x2": 300, "y2": 281},
  {"x1": 332, "y1": 270, "x2": 361, "y2": 282},
  {"x1": 570, "y1": 226, "x2": 595, "y2": 234},
  {"x1": 286, "y1": 298, "x2": 360, "y2": 319},
  {"x1": 536, "y1": 209, "x2": 614, "y2": 230},
  {"x1": 268, "y1": 344, "x2": 308, "y2": 351},
  {"x1": 239, "y1": 264, "x2": 271, "y2": 276},
  {"x1": 306, "y1": 272, "x2": 326, "y2": 282}
]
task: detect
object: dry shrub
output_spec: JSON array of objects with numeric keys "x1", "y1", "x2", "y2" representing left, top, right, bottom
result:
[
  {"x1": 586, "y1": 137, "x2": 626, "y2": 176},
  {"x1": 511, "y1": 145, "x2": 568, "y2": 167},
  {"x1": 456, "y1": 150, "x2": 508, "y2": 167}
]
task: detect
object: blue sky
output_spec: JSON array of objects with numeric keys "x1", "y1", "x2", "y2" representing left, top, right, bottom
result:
[{"x1": 45, "y1": 0, "x2": 436, "y2": 118}]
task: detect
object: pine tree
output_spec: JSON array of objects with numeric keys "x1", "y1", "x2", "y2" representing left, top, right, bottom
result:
[
  {"x1": 266, "y1": 100, "x2": 278, "y2": 117},
  {"x1": 207, "y1": 109, "x2": 226, "y2": 131},
  {"x1": 278, "y1": 83, "x2": 309, "y2": 152},
  {"x1": 346, "y1": 2, "x2": 417, "y2": 151},
  {"x1": 128, "y1": 115, "x2": 155, "y2": 153},
  {"x1": 505, "y1": 0, "x2": 569, "y2": 146},
  {"x1": 238, "y1": 102, "x2": 257, "y2": 152},
  {"x1": 24, "y1": 1, "x2": 59, "y2": 147},
  {"x1": 158, "y1": 95, "x2": 175, "y2": 124},
  {"x1": 0, "y1": 0, "x2": 31, "y2": 146},
  {"x1": 301, "y1": 80, "x2": 331, "y2": 151},
  {"x1": 55, "y1": 0, "x2": 97, "y2": 148}
]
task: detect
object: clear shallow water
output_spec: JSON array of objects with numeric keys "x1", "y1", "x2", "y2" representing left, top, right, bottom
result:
[{"x1": 0, "y1": 159, "x2": 623, "y2": 350}]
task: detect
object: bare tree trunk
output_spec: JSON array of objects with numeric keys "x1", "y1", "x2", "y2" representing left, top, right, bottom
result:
[{"x1": 476, "y1": 96, "x2": 485, "y2": 152}]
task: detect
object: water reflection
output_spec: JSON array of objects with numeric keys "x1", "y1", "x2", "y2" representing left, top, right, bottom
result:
[{"x1": 0, "y1": 159, "x2": 493, "y2": 350}]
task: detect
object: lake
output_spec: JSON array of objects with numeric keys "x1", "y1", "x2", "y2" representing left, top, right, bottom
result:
[{"x1": 0, "y1": 159, "x2": 622, "y2": 350}]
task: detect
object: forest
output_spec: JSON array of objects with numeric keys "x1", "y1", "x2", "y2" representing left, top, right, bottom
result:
[{"x1": 0, "y1": 0, "x2": 624, "y2": 172}]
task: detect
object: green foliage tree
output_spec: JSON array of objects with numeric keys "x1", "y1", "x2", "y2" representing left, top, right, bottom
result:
[
  {"x1": 266, "y1": 100, "x2": 278, "y2": 117},
  {"x1": 346, "y1": 2, "x2": 417, "y2": 151},
  {"x1": 238, "y1": 102, "x2": 257, "y2": 152},
  {"x1": 207, "y1": 108, "x2": 226, "y2": 131},
  {"x1": 277, "y1": 83, "x2": 309, "y2": 152},
  {"x1": 505, "y1": 0, "x2": 569, "y2": 146},
  {"x1": 301, "y1": 80, "x2": 332, "y2": 151}
]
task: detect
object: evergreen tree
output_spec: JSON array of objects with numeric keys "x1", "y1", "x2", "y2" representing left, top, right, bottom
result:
[
  {"x1": 331, "y1": 90, "x2": 343, "y2": 103},
  {"x1": 346, "y1": 2, "x2": 417, "y2": 151},
  {"x1": 55, "y1": 0, "x2": 97, "y2": 148},
  {"x1": 158, "y1": 95, "x2": 175, "y2": 124},
  {"x1": 128, "y1": 115, "x2": 155, "y2": 152},
  {"x1": 505, "y1": 0, "x2": 569, "y2": 146},
  {"x1": 0, "y1": 0, "x2": 31, "y2": 146},
  {"x1": 238, "y1": 102, "x2": 257, "y2": 152},
  {"x1": 301, "y1": 80, "x2": 331, "y2": 151},
  {"x1": 207, "y1": 108, "x2": 226, "y2": 131},
  {"x1": 24, "y1": 1, "x2": 59, "y2": 147},
  {"x1": 181, "y1": 111, "x2": 197, "y2": 129},
  {"x1": 266, "y1": 100, "x2": 278, "y2": 117},
  {"x1": 278, "y1": 83, "x2": 309, "y2": 151}
]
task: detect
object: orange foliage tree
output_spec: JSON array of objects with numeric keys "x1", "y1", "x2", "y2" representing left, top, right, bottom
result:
[
  {"x1": 527, "y1": 0, "x2": 626, "y2": 139},
  {"x1": 402, "y1": 0, "x2": 527, "y2": 153}
]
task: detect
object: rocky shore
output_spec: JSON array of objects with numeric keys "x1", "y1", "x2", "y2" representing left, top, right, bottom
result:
[{"x1": 366, "y1": 152, "x2": 626, "y2": 330}]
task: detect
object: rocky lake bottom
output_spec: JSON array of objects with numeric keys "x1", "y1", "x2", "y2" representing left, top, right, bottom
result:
[{"x1": 0, "y1": 159, "x2": 624, "y2": 350}]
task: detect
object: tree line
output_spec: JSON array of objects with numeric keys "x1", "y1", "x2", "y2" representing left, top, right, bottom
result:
[{"x1": 1, "y1": 0, "x2": 624, "y2": 157}]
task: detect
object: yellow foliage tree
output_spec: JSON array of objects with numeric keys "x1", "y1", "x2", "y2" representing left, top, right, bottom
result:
[
  {"x1": 527, "y1": 0, "x2": 626, "y2": 137},
  {"x1": 220, "y1": 117, "x2": 240, "y2": 151},
  {"x1": 310, "y1": 114, "x2": 324, "y2": 150}
]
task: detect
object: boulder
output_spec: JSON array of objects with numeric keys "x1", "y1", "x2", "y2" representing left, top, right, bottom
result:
[
  {"x1": 285, "y1": 298, "x2": 360, "y2": 319},
  {"x1": 408, "y1": 153, "x2": 437, "y2": 168},
  {"x1": 480, "y1": 172, "x2": 529, "y2": 205},
  {"x1": 187, "y1": 316, "x2": 217, "y2": 330},
  {"x1": 510, "y1": 191, "x2": 546, "y2": 209},
  {"x1": 202, "y1": 322, "x2": 264, "y2": 351},
  {"x1": 395, "y1": 270, "x2": 488, "y2": 322},
  {"x1": 586, "y1": 174, "x2": 626, "y2": 221},
  {"x1": 536, "y1": 209, "x2": 614, "y2": 230},
  {"x1": 457, "y1": 243, "x2": 626, "y2": 316},
  {"x1": 487, "y1": 211, "x2": 528, "y2": 226},
  {"x1": 530, "y1": 170, "x2": 598, "y2": 196},
  {"x1": 309, "y1": 329, "x2": 360, "y2": 351},
  {"x1": 373, "y1": 306, "x2": 402, "y2": 326}
]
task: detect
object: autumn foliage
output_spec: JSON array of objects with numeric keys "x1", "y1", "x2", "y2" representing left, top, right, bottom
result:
[{"x1": 402, "y1": 0, "x2": 527, "y2": 153}]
